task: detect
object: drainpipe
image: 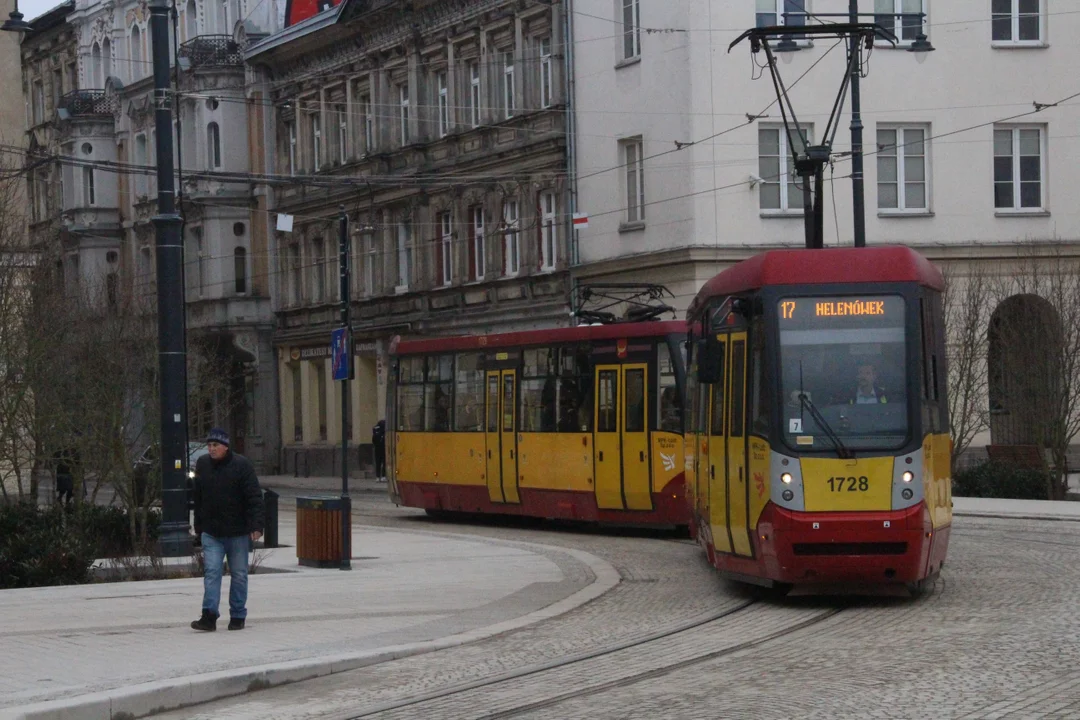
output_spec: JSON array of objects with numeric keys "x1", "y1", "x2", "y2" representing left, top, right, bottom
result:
[{"x1": 564, "y1": 0, "x2": 579, "y2": 323}]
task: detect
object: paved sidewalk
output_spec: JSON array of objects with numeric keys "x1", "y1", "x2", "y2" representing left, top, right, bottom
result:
[
  {"x1": 0, "y1": 516, "x2": 617, "y2": 720},
  {"x1": 953, "y1": 495, "x2": 1080, "y2": 520}
]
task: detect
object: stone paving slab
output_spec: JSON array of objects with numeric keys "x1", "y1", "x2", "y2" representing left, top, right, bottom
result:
[
  {"x1": 952, "y1": 496, "x2": 1080, "y2": 520},
  {"x1": 0, "y1": 516, "x2": 619, "y2": 720}
]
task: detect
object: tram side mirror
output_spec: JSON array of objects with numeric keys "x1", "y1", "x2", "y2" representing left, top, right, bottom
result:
[{"x1": 697, "y1": 336, "x2": 723, "y2": 384}]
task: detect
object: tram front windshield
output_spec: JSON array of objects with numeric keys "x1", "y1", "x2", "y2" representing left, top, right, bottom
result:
[{"x1": 777, "y1": 295, "x2": 908, "y2": 451}]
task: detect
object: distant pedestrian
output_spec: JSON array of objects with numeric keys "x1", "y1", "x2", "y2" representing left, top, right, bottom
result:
[
  {"x1": 190, "y1": 428, "x2": 264, "y2": 632},
  {"x1": 372, "y1": 419, "x2": 386, "y2": 482},
  {"x1": 53, "y1": 446, "x2": 77, "y2": 506}
]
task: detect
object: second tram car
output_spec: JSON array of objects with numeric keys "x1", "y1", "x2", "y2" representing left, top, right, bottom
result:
[
  {"x1": 685, "y1": 246, "x2": 951, "y2": 592},
  {"x1": 387, "y1": 321, "x2": 689, "y2": 528}
]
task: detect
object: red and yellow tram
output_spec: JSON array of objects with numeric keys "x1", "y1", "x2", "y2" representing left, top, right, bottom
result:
[
  {"x1": 387, "y1": 321, "x2": 689, "y2": 527},
  {"x1": 685, "y1": 246, "x2": 951, "y2": 592}
]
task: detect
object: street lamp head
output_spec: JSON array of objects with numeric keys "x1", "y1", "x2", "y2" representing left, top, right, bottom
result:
[
  {"x1": 1, "y1": 7, "x2": 31, "y2": 33},
  {"x1": 775, "y1": 35, "x2": 801, "y2": 63},
  {"x1": 908, "y1": 33, "x2": 935, "y2": 62}
]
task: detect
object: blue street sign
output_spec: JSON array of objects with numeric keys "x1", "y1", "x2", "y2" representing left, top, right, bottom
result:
[{"x1": 331, "y1": 327, "x2": 349, "y2": 381}]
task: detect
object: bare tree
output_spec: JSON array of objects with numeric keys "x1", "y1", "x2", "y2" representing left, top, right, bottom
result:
[{"x1": 940, "y1": 262, "x2": 993, "y2": 473}]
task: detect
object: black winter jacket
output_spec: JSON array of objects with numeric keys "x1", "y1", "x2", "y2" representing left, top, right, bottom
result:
[{"x1": 192, "y1": 450, "x2": 264, "y2": 538}]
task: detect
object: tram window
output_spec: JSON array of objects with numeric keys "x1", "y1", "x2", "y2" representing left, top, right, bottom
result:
[
  {"x1": 597, "y1": 369, "x2": 618, "y2": 432},
  {"x1": 398, "y1": 385, "x2": 424, "y2": 432},
  {"x1": 558, "y1": 345, "x2": 593, "y2": 432},
  {"x1": 502, "y1": 375, "x2": 515, "y2": 432},
  {"x1": 454, "y1": 353, "x2": 484, "y2": 431},
  {"x1": 399, "y1": 356, "x2": 425, "y2": 384},
  {"x1": 730, "y1": 340, "x2": 746, "y2": 438},
  {"x1": 423, "y1": 355, "x2": 453, "y2": 432},
  {"x1": 658, "y1": 343, "x2": 682, "y2": 433},
  {"x1": 521, "y1": 348, "x2": 557, "y2": 432},
  {"x1": 486, "y1": 374, "x2": 499, "y2": 433},
  {"x1": 625, "y1": 368, "x2": 646, "y2": 433},
  {"x1": 710, "y1": 361, "x2": 725, "y2": 437}
]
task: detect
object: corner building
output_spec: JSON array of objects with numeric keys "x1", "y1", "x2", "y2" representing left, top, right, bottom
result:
[{"x1": 246, "y1": 0, "x2": 572, "y2": 475}]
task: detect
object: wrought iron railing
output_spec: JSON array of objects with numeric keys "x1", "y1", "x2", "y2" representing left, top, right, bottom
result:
[
  {"x1": 179, "y1": 35, "x2": 244, "y2": 68},
  {"x1": 60, "y1": 90, "x2": 116, "y2": 117}
]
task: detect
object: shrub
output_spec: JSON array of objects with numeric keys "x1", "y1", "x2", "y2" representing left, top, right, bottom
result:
[
  {"x1": 0, "y1": 502, "x2": 96, "y2": 588},
  {"x1": 74, "y1": 504, "x2": 160, "y2": 558},
  {"x1": 953, "y1": 460, "x2": 1049, "y2": 500}
]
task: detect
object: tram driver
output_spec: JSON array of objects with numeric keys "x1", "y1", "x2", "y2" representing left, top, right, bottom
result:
[{"x1": 848, "y1": 362, "x2": 891, "y2": 405}]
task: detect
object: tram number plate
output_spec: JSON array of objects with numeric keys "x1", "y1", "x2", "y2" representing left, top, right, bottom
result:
[{"x1": 827, "y1": 476, "x2": 870, "y2": 492}]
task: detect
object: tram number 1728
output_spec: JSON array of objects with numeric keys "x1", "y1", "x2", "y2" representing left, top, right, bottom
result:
[{"x1": 827, "y1": 476, "x2": 870, "y2": 492}]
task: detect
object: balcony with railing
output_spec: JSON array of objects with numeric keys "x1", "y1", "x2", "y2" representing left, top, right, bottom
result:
[
  {"x1": 179, "y1": 35, "x2": 244, "y2": 69},
  {"x1": 59, "y1": 90, "x2": 117, "y2": 118}
]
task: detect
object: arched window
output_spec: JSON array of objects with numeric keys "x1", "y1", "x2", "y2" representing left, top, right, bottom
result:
[
  {"x1": 101, "y1": 39, "x2": 111, "y2": 82},
  {"x1": 185, "y1": 0, "x2": 197, "y2": 39},
  {"x1": 130, "y1": 26, "x2": 144, "y2": 80},
  {"x1": 91, "y1": 43, "x2": 102, "y2": 87},
  {"x1": 234, "y1": 247, "x2": 247, "y2": 294},
  {"x1": 207, "y1": 122, "x2": 221, "y2": 168},
  {"x1": 215, "y1": 0, "x2": 227, "y2": 33}
]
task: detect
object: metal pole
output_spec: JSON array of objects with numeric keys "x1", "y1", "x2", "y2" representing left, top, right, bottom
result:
[
  {"x1": 849, "y1": 0, "x2": 866, "y2": 247},
  {"x1": 339, "y1": 207, "x2": 351, "y2": 571},
  {"x1": 149, "y1": 0, "x2": 191, "y2": 557}
]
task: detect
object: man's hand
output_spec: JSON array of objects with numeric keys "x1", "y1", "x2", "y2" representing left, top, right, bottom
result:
[{"x1": 251, "y1": 531, "x2": 263, "y2": 542}]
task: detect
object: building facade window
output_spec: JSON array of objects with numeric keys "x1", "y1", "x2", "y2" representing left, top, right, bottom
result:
[
  {"x1": 994, "y1": 125, "x2": 1044, "y2": 211},
  {"x1": 396, "y1": 220, "x2": 412, "y2": 290},
  {"x1": 193, "y1": 227, "x2": 206, "y2": 297},
  {"x1": 539, "y1": 37, "x2": 553, "y2": 108},
  {"x1": 874, "y1": 0, "x2": 925, "y2": 44},
  {"x1": 503, "y1": 199, "x2": 520, "y2": 276},
  {"x1": 363, "y1": 231, "x2": 375, "y2": 295},
  {"x1": 757, "y1": 0, "x2": 806, "y2": 28},
  {"x1": 286, "y1": 120, "x2": 296, "y2": 175},
  {"x1": 620, "y1": 137, "x2": 645, "y2": 222},
  {"x1": 130, "y1": 25, "x2": 144, "y2": 80},
  {"x1": 312, "y1": 237, "x2": 325, "y2": 302},
  {"x1": 52, "y1": 67, "x2": 62, "y2": 107},
  {"x1": 877, "y1": 125, "x2": 928, "y2": 212},
  {"x1": 437, "y1": 72, "x2": 449, "y2": 137},
  {"x1": 502, "y1": 52, "x2": 515, "y2": 119},
  {"x1": 470, "y1": 205, "x2": 485, "y2": 280},
  {"x1": 758, "y1": 125, "x2": 812, "y2": 213},
  {"x1": 82, "y1": 166, "x2": 95, "y2": 206},
  {"x1": 539, "y1": 191, "x2": 556, "y2": 270},
  {"x1": 207, "y1": 122, "x2": 221, "y2": 169},
  {"x1": 91, "y1": 43, "x2": 101, "y2": 87},
  {"x1": 622, "y1": 0, "x2": 640, "y2": 59},
  {"x1": 438, "y1": 212, "x2": 453, "y2": 285},
  {"x1": 469, "y1": 61, "x2": 481, "y2": 128},
  {"x1": 185, "y1": 0, "x2": 197, "y2": 39},
  {"x1": 310, "y1": 112, "x2": 321, "y2": 171},
  {"x1": 361, "y1": 94, "x2": 373, "y2": 152},
  {"x1": 992, "y1": 0, "x2": 1041, "y2": 44},
  {"x1": 336, "y1": 102, "x2": 348, "y2": 163},
  {"x1": 399, "y1": 84, "x2": 410, "y2": 145},
  {"x1": 134, "y1": 133, "x2": 149, "y2": 196},
  {"x1": 234, "y1": 247, "x2": 247, "y2": 294},
  {"x1": 288, "y1": 243, "x2": 301, "y2": 305},
  {"x1": 32, "y1": 80, "x2": 44, "y2": 125}
]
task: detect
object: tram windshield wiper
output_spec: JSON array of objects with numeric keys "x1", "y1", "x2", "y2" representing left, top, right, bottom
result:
[{"x1": 797, "y1": 392, "x2": 854, "y2": 460}]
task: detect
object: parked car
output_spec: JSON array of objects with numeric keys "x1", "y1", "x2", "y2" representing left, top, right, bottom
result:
[{"x1": 132, "y1": 442, "x2": 210, "y2": 505}]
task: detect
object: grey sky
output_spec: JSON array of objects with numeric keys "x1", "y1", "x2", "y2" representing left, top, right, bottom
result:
[{"x1": 21, "y1": 0, "x2": 65, "y2": 23}]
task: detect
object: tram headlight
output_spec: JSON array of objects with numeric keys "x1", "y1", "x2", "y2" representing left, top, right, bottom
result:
[
  {"x1": 902, "y1": 471, "x2": 914, "y2": 483},
  {"x1": 781, "y1": 473, "x2": 793, "y2": 484},
  {"x1": 901, "y1": 488, "x2": 914, "y2": 500},
  {"x1": 782, "y1": 489, "x2": 794, "y2": 501}
]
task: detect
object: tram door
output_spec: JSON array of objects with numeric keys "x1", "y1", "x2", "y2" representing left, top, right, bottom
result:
[
  {"x1": 594, "y1": 364, "x2": 652, "y2": 511},
  {"x1": 706, "y1": 339, "x2": 732, "y2": 554},
  {"x1": 706, "y1": 332, "x2": 753, "y2": 557},
  {"x1": 485, "y1": 370, "x2": 521, "y2": 504}
]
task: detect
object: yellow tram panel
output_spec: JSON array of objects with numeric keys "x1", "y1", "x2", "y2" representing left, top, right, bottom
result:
[
  {"x1": 517, "y1": 433, "x2": 594, "y2": 493},
  {"x1": 800, "y1": 456, "x2": 894, "y2": 512},
  {"x1": 396, "y1": 432, "x2": 486, "y2": 487},
  {"x1": 923, "y1": 433, "x2": 953, "y2": 528},
  {"x1": 651, "y1": 432, "x2": 683, "y2": 493},
  {"x1": 748, "y1": 437, "x2": 772, "y2": 529}
]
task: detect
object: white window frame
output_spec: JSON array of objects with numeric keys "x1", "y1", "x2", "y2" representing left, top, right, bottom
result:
[
  {"x1": 288, "y1": 243, "x2": 301, "y2": 305},
  {"x1": 876, "y1": 124, "x2": 930, "y2": 214},
  {"x1": 503, "y1": 199, "x2": 520, "y2": 276},
  {"x1": 756, "y1": 0, "x2": 807, "y2": 27},
  {"x1": 82, "y1": 166, "x2": 95, "y2": 206},
  {"x1": 287, "y1": 120, "x2": 296, "y2": 175},
  {"x1": 539, "y1": 37, "x2": 553, "y2": 109},
  {"x1": 363, "y1": 231, "x2": 375, "y2": 296},
  {"x1": 134, "y1": 132, "x2": 149, "y2": 197},
  {"x1": 993, "y1": 124, "x2": 1045, "y2": 213},
  {"x1": 622, "y1": 0, "x2": 640, "y2": 60},
  {"x1": 361, "y1": 94, "x2": 374, "y2": 153},
  {"x1": 502, "y1": 51, "x2": 515, "y2": 119},
  {"x1": 310, "y1": 112, "x2": 321, "y2": 172},
  {"x1": 539, "y1": 191, "x2": 556, "y2": 271},
  {"x1": 471, "y1": 205, "x2": 485, "y2": 280},
  {"x1": 873, "y1": 0, "x2": 926, "y2": 46},
  {"x1": 469, "y1": 61, "x2": 481, "y2": 128},
  {"x1": 437, "y1": 72, "x2": 449, "y2": 137},
  {"x1": 991, "y1": 0, "x2": 1044, "y2": 46},
  {"x1": 399, "y1": 84, "x2": 410, "y2": 146},
  {"x1": 620, "y1": 137, "x2": 645, "y2": 223},
  {"x1": 758, "y1": 124, "x2": 813, "y2": 214},
  {"x1": 396, "y1": 219, "x2": 412, "y2": 292},
  {"x1": 312, "y1": 237, "x2": 325, "y2": 303},
  {"x1": 336, "y1": 102, "x2": 348, "y2": 163},
  {"x1": 207, "y1": 122, "x2": 221, "y2": 169},
  {"x1": 439, "y1": 211, "x2": 453, "y2": 286}
]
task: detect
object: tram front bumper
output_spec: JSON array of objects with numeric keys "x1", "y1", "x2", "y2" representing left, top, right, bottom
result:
[{"x1": 757, "y1": 502, "x2": 934, "y2": 584}]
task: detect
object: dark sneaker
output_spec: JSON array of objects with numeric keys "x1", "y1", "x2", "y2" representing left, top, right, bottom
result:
[
  {"x1": 191, "y1": 610, "x2": 218, "y2": 632},
  {"x1": 228, "y1": 618, "x2": 245, "y2": 631}
]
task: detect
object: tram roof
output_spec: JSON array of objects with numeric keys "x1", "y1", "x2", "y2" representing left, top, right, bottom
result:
[
  {"x1": 394, "y1": 320, "x2": 686, "y2": 355},
  {"x1": 688, "y1": 246, "x2": 944, "y2": 316}
]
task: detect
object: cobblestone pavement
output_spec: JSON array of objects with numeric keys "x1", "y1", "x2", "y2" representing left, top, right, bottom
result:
[{"x1": 156, "y1": 499, "x2": 1080, "y2": 720}]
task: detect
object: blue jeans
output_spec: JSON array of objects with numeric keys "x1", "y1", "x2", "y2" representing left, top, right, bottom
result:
[{"x1": 201, "y1": 533, "x2": 250, "y2": 619}]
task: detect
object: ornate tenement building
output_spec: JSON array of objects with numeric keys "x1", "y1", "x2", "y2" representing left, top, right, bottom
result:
[{"x1": 246, "y1": 0, "x2": 571, "y2": 475}]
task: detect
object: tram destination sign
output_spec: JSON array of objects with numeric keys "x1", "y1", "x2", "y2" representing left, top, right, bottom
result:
[{"x1": 778, "y1": 295, "x2": 904, "y2": 327}]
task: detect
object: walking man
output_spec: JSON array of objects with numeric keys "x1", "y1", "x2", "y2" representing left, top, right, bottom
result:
[
  {"x1": 190, "y1": 428, "x2": 264, "y2": 632},
  {"x1": 372, "y1": 419, "x2": 386, "y2": 482}
]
